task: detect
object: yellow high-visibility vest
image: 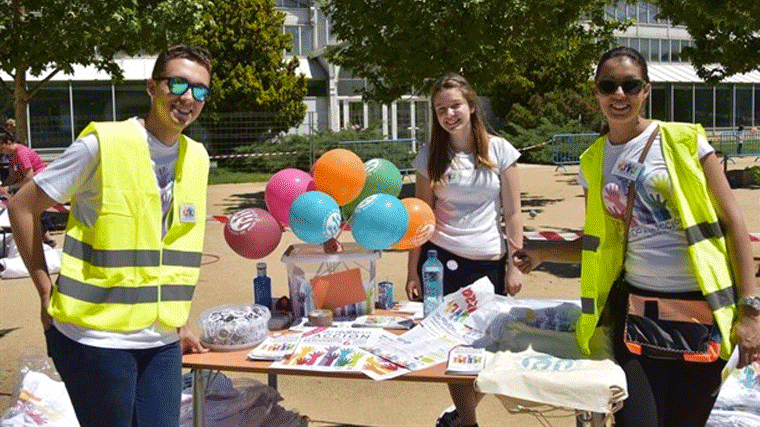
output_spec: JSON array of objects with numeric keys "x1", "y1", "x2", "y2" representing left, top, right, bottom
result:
[
  {"x1": 48, "y1": 120, "x2": 209, "y2": 331},
  {"x1": 577, "y1": 121, "x2": 736, "y2": 360}
]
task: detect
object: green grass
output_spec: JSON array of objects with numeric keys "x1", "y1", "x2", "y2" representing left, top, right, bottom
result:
[{"x1": 208, "y1": 167, "x2": 271, "y2": 185}]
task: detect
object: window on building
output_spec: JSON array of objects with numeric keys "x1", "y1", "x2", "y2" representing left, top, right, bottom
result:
[
  {"x1": 670, "y1": 40, "x2": 680, "y2": 62},
  {"x1": 397, "y1": 101, "x2": 412, "y2": 140},
  {"x1": 115, "y1": 84, "x2": 150, "y2": 121},
  {"x1": 338, "y1": 68, "x2": 366, "y2": 96},
  {"x1": 650, "y1": 84, "x2": 671, "y2": 121},
  {"x1": 415, "y1": 100, "x2": 429, "y2": 146},
  {"x1": 72, "y1": 83, "x2": 113, "y2": 136},
  {"x1": 736, "y1": 86, "x2": 753, "y2": 127},
  {"x1": 639, "y1": 39, "x2": 650, "y2": 62},
  {"x1": 715, "y1": 86, "x2": 732, "y2": 127},
  {"x1": 673, "y1": 85, "x2": 693, "y2": 123},
  {"x1": 368, "y1": 103, "x2": 384, "y2": 133},
  {"x1": 661, "y1": 38, "x2": 671, "y2": 62},
  {"x1": 28, "y1": 83, "x2": 72, "y2": 149},
  {"x1": 276, "y1": 0, "x2": 310, "y2": 7},
  {"x1": 695, "y1": 86, "x2": 714, "y2": 128},
  {"x1": 650, "y1": 39, "x2": 660, "y2": 62},
  {"x1": 348, "y1": 101, "x2": 364, "y2": 129}
]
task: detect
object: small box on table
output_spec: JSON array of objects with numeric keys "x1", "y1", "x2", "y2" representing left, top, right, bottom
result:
[{"x1": 281, "y1": 243, "x2": 381, "y2": 318}]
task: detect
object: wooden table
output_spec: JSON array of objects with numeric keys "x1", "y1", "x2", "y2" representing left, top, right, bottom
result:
[{"x1": 182, "y1": 326, "x2": 474, "y2": 426}]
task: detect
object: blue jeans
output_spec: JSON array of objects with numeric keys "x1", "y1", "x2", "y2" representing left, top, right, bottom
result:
[{"x1": 45, "y1": 326, "x2": 182, "y2": 427}]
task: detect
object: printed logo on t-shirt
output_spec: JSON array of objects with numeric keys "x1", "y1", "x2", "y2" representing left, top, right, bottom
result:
[{"x1": 603, "y1": 168, "x2": 675, "y2": 234}]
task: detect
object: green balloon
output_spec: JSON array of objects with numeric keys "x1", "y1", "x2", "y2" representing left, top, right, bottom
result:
[{"x1": 342, "y1": 158, "x2": 403, "y2": 219}]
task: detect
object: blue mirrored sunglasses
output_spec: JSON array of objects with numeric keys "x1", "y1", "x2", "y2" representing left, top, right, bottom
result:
[{"x1": 157, "y1": 76, "x2": 210, "y2": 102}]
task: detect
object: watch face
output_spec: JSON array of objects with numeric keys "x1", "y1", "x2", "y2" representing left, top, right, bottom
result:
[{"x1": 741, "y1": 296, "x2": 760, "y2": 311}]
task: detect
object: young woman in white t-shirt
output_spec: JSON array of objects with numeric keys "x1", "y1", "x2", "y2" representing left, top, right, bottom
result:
[{"x1": 405, "y1": 72, "x2": 524, "y2": 427}]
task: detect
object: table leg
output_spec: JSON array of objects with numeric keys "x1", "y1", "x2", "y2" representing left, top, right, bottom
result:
[
  {"x1": 192, "y1": 369, "x2": 205, "y2": 427},
  {"x1": 268, "y1": 372, "x2": 277, "y2": 390}
]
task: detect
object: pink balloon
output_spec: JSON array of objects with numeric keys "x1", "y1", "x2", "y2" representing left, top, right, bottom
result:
[
  {"x1": 224, "y1": 208, "x2": 283, "y2": 259},
  {"x1": 265, "y1": 169, "x2": 315, "y2": 226}
]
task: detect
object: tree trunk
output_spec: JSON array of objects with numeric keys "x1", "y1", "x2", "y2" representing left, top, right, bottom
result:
[{"x1": 13, "y1": 71, "x2": 28, "y2": 144}]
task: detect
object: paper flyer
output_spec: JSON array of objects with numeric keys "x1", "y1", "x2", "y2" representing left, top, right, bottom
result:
[
  {"x1": 271, "y1": 328, "x2": 409, "y2": 380},
  {"x1": 247, "y1": 332, "x2": 303, "y2": 361}
]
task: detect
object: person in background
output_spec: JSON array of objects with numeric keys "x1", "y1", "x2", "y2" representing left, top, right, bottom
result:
[
  {"x1": 405, "y1": 73, "x2": 524, "y2": 427},
  {"x1": 4, "y1": 118, "x2": 16, "y2": 137},
  {"x1": 0, "y1": 118, "x2": 14, "y2": 182},
  {"x1": 8, "y1": 45, "x2": 213, "y2": 427},
  {"x1": 736, "y1": 124, "x2": 745, "y2": 155},
  {"x1": 0, "y1": 131, "x2": 56, "y2": 247},
  {"x1": 514, "y1": 46, "x2": 760, "y2": 427}
]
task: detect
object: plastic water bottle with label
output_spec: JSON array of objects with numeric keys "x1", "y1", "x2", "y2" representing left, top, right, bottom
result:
[
  {"x1": 253, "y1": 262, "x2": 272, "y2": 310},
  {"x1": 422, "y1": 249, "x2": 444, "y2": 317}
]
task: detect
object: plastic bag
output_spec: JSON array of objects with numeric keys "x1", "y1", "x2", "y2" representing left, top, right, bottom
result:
[
  {"x1": 0, "y1": 357, "x2": 78, "y2": 427},
  {"x1": 179, "y1": 372, "x2": 307, "y2": 427}
]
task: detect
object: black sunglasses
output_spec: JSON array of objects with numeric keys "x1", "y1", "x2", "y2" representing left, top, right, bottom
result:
[
  {"x1": 156, "y1": 76, "x2": 211, "y2": 102},
  {"x1": 596, "y1": 79, "x2": 646, "y2": 96}
]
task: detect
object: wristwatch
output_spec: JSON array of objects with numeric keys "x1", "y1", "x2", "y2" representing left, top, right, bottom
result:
[{"x1": 739, "y1": 296, "x2": 760, "y2": 313}]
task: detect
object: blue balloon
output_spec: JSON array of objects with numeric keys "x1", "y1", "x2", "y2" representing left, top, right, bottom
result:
[
  {"x1": 350, "y1": 194, "x2": 408, "y2": 250},
  {"x1": 288, "y1": 191, "x2": 342, "y2": 244}
]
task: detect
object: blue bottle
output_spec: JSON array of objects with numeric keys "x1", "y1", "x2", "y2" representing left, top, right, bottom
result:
[
  {"x1": 253, "y1": 262, "x2": 272, "y2": 310},
  {"x1": 422, "y1": 249, "x2": 444, "y2": 317}
]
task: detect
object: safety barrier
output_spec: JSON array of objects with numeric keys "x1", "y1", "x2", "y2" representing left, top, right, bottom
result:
[{"x1": 548, "y1": 133, "x2": 599, "y2": 170}]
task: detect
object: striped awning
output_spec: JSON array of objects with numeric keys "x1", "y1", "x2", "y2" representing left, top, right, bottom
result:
[{"x1": 648, "y1": 63, "x2": 760, "y2": 84}]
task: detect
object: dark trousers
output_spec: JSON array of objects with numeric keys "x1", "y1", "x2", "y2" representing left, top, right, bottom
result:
[
  {"x1": 612, "y1": 320, "x2": 725, "y2": 427},
  {"x1": 45, "y1": 326, "x2": 182, "y2": 427},
  {"x1": 417, "y1": 241, "x2": 506, "y2": 296}
]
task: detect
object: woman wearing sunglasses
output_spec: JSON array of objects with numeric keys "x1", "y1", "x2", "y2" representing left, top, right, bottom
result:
[
  {"x1": 514, "y1": 46, "x2": 760, "y2": 427},
  {"x1": 8, "y1": 45, "x2": 213, "y2": 427}
]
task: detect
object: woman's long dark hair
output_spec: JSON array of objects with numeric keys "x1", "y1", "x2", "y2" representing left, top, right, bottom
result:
[
  {"x1": 595, "y1": 46, "x2": 650, "y2": 135},
  {"x1": 427, "y1": 73, "x2": 494, "y2": 184}
]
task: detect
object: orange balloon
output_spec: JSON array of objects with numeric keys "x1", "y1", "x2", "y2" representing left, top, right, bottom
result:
[
  {"x1": 312, "y1": 148, "x2": 366, "y2": 206},
  {"x1": 393, "y1": 197, "x2": 435, "y2": 250}
]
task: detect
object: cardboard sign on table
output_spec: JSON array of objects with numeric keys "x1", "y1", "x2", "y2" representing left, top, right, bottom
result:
[{"x1": 310, "y1": 267, "x2": 366, "y2": 309}]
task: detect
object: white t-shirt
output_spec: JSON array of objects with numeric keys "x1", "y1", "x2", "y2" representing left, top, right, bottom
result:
[
  {"x1": 578, "y1": 122, "x2": 714, "y2": 292},
  {"x1": 413, "y1": 135, "x2": 520, "y2": 259},
  {"x1": 34, "y1": 118, "x2": 180, "y2": 349}
]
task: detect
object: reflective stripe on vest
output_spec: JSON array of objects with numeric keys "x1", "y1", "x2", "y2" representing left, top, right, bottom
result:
[
  {"x1": 48, "y1": 120, "x2": 209, "y2": 332},
  {"x1": 576, "y1": 121, "x2": 736, "y2": 360}
]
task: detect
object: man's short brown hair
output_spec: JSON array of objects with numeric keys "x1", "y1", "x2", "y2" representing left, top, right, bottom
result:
[{"x1": 151, "y1": 45, "x2": 213, "y2": 80}]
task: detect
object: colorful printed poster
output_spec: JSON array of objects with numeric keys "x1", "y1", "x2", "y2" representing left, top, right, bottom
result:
[
  {"x1": 270, "y1": 328, "x2": 409, "y2": 381},
  {"x1": 247, "y1": 332, "x2": 303, "y2": 361}
]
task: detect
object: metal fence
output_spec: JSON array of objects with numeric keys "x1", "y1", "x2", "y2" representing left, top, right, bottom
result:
[
  {"x1": 337, "y1": 138, "x2": 417, "y2": 175},
  {"x1": 548, "y1": 133, "x2": 600, "y2": 169}
]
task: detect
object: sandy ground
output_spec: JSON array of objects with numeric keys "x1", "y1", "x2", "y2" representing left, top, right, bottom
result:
[{"x1": 1, "y1": 159, "x2": 759, "y2": 427}]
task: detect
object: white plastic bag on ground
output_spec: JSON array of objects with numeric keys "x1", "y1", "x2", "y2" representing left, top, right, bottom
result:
[
  {"x1": 706, "y1": 361, "x2": 760, "y2": 427},
  {"x1": 0, "y1": 244, "x2": 60, "y2": 279},
  {"x1": 0, "y1": 370, "x2": 79, "y2": 427}
]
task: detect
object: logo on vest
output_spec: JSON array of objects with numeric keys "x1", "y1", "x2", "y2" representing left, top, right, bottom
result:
[{"x1": 180, "y1": 204, "x2": 197, "y2": 223}]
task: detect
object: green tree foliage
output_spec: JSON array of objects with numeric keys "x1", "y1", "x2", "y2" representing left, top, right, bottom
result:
[
  {"x1": 184, "y1": 0, "x2": 307, "y2": 144},
  {"x1": 652, "y1": 0, "x2": 760, "y2": 83},
  {"x1": 320, "y1": 0, "x2": 626, "y2": 107},
  {"x1": 0, "y1": 0, "x2": 205, "y2": 142}
]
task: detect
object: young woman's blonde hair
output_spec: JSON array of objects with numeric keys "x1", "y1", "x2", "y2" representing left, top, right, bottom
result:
[{"x1": 427, "y1": 73, "x2": 495, "y2": 183}]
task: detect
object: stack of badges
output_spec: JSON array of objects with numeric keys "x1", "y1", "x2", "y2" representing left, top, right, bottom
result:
[{"x1": 198, "y1": 304, "x2": 271, "y2": 351}]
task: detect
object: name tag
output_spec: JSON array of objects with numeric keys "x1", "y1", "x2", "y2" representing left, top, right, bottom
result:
[
  {"x1": 180, "y1": 204, "x2": 197, "y2": 223},
  {"x1": 612, "y1": 158, "x2": 644, "y2": 182}
]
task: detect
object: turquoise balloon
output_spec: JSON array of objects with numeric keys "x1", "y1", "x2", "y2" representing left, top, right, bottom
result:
[
  {"x1": 342, "y1": 158, "x2": 403, "y2": 218},
  {"x1": 288, "y1": 191, "x2": 342, "y2": 244},
  {"x1": 350, "y1": 194, "x2": 408, "y2": 250}
]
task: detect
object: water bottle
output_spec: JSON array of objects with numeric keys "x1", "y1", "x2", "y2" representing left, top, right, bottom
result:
[
  {"x1": 253, "y1": 262, "x2": 272, "y2": 310},
  {"x1": 422, "y1": 249, "x2": 444, "y2": 317},
  {"x1": 301, "y1": 280, "x2": 315, "y2": 316}
]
